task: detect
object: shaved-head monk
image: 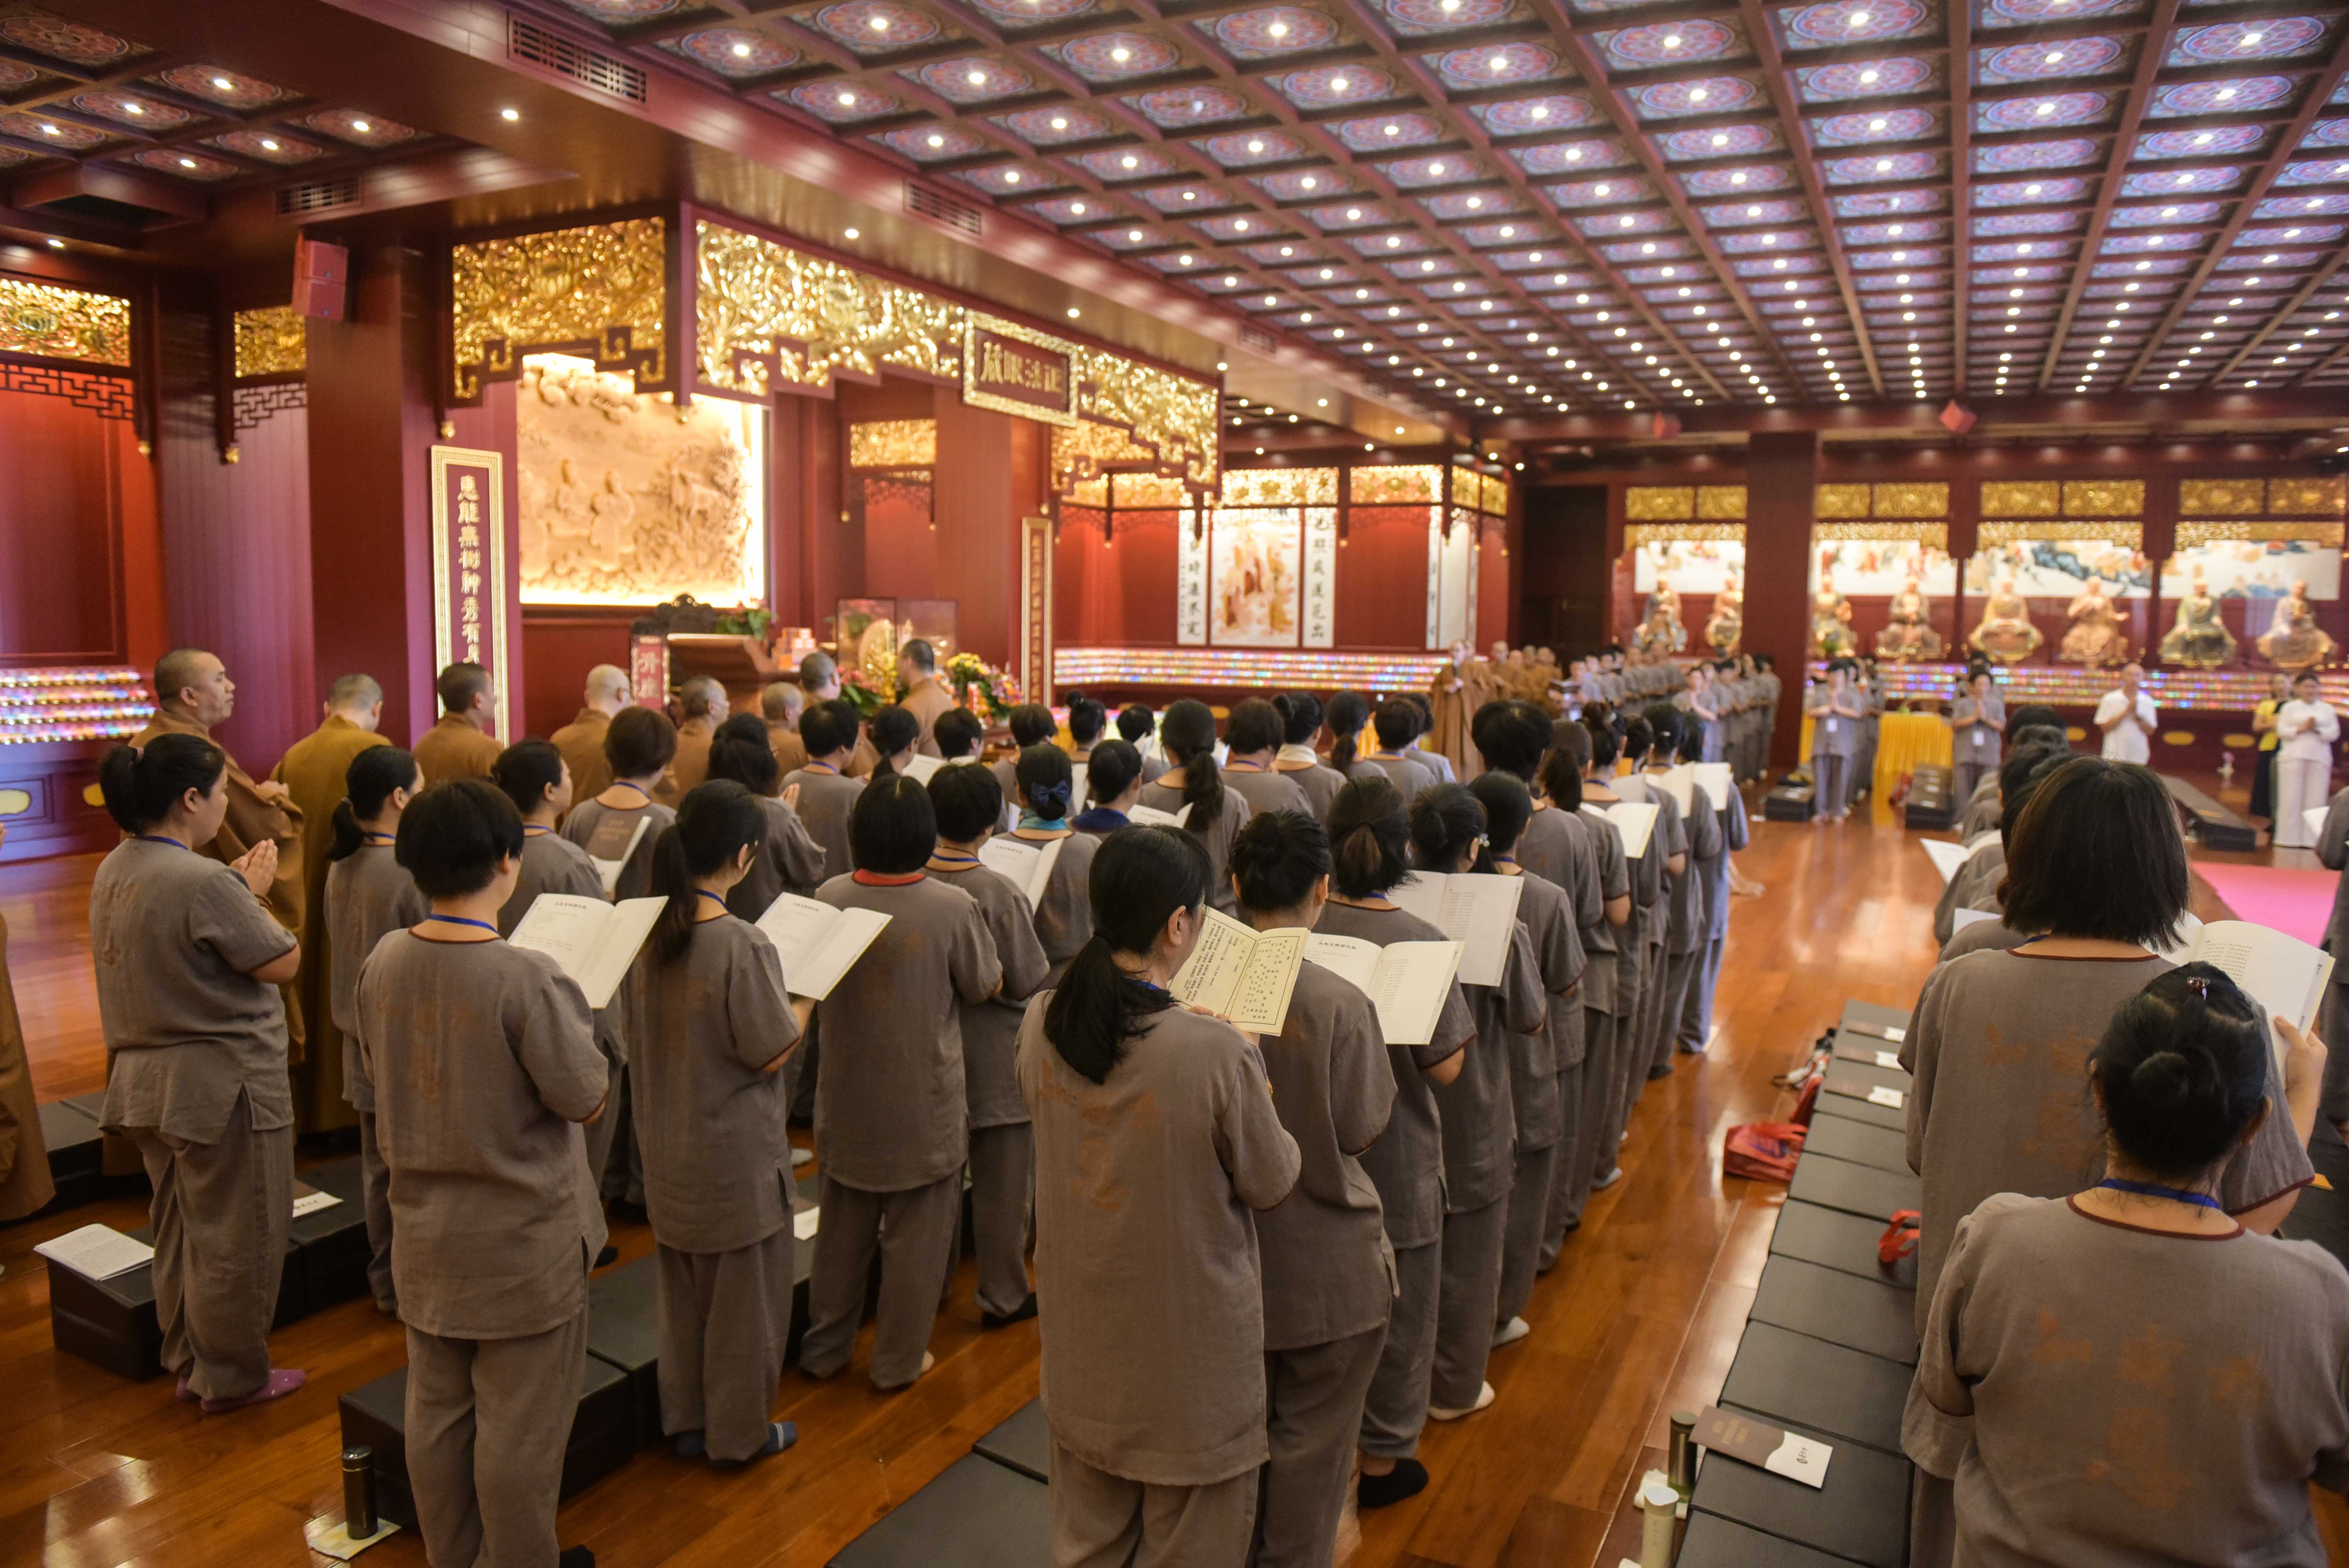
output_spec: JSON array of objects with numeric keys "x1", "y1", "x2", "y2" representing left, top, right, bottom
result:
[
  {"x1": 413, "y1": 663, "x2": 503, "y2": 789},
  {"x1": 653, "y1": 674, "x2": 729, "y2": 807},
  {"x1": 551, "y1": 665, "x2": 632, "y2": 813}
]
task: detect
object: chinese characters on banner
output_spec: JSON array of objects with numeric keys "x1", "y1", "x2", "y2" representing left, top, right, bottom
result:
[
  {"x1": 1176, "y1": 508, "x2": 1210, "y2": 646},
  {"x1": 1302, "y1": 508, "x2": 1336, "y2": 649},
  {"x1": 631, "y1": 635, "x2": 671, "y2": 708},
  {"x1": 429, "y1": 446, "x2": 510, "y2": 739},
  {"x1": 1019, "y1": 516, "x2": 1055, "y2": 701}
]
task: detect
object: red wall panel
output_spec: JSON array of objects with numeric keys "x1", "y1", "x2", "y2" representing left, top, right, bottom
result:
[
  {"x1": 520, "y1": 611, "x2": 634, "y2": 739},
  {"x1": 0, "y1": 385, "x2": 133, "y2": 665},
  {"x1": 1336, "y1": 505, "x2": 1435, "y2": 651},
  {"x1": 1054, "y1": 509, "x2": 1181, "y2": 647}
]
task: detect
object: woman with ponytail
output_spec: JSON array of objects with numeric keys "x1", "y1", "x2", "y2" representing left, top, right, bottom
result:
[
  {"x1": 1406, "y1": 784, "x2": 1545, "y2": 1430},
  {"x1": 1135, "y1": 697, "x2": 1252, "y2": 916},
  {"x1": 1073, "y1": 739, "x2": 1145, "y2": 835},
  {"x1": 708, "y1": 711, "x2": 825, "y2": 914},
  {"x1": 1017, "y1": 825, "x2": 1301, "y2": 1563},
  {"x1": 631, "y1": 780, "x2": 809, "y2": 1468},
  {"x1": 1324, "y1": 690, "x2": 1372, "y2": 780},
  {"x1": 1010, "y1": 743, "x2": 1099, "y2": 982},
  {"x1": 89, "y1": 734, "x2": 305, "y2": 1411},
  {"x1": 798, "y1": 775, "x2": 1001, "y2": 1391},
  {"x1": 494, "y1": 739, "x2": 631, "y2": 1219},
  {"x1": 322, "y1": 744, "x2": 426, "y2": 1315},
  {"x1": 1906, "y1": 964, "x2": 2349, "y2": 1568},
  {"x1": 1315, "y1": 777, "x2": 1474, "y2": 1510}
]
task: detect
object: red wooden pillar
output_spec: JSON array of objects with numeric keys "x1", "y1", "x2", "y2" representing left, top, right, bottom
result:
[{"x1": 1746, "y1": 431, "x2": 1818, "y2": 767}]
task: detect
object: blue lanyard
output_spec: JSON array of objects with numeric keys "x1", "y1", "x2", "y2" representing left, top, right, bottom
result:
[
  {"x1": 362, "y1": 831, "x2": 396, "y2": 846},
  {"x1": 524, "y1": 825, "x2": 552, "y2": 837},
  {"x1": 2096, "y1": 1177, "x2": 2222, "y2": 1211},
  {"x1": 696, "y1": 890, "x2": 728, "y2": 911},
  {"x1": 612, "y1": 780, "x2": 651, "y2": 799},
  {"x1": 136, "y1": 834, "x2": 187, "y2": 850},
  {"x1": 421, "y1": 913, "x2": 497, "y2": 933}
]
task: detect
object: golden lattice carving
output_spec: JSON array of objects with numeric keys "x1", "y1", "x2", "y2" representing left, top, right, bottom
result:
[
  {"x1": 0, "y1": 277, "x2": 130, "y2": 366},
  {"x1": 2269, "y1": 478, "x2": 2347, "y2": 517},
  {"x1": 1695, "y1": 484, "x2": 1745, "y2": 520},
  {"x1": 1978, "y1": 520, "x2": 2142, "y2": 547},
  {"x1": 451, "y1": 218, "x2": 667, "y2": 403},
  {"x1": 1625, "y1": 522, "x2": 1745, "y2": 547},
  {"x1": 697, "y1": 220, "x2": 1217, "y2": 489},
  {"x1": 1626, "y1": 486, "x2": 1695, "y2": 521},
  {"x1": 1351, "y1": 464, "x2": 1441, "y2": 505},
  {"x1": 1981, "y1": 480, "x2": 2059, "y2": 518},
  {"x1": 2064, "y1": 479, "x2": 2143, "y2": 518},
  {"x1": 1113, "y1": 472, "x2": 1189, "y2": 508},
  {"x1": 1223, "y1": 467, "x2": 1338, "y2": 507},
  {"x1": 1814, "y1": 484, "x2": 1870, "y2": 519},
  {"x1": 1874, "y1": 482, "x2": 1948, "y2": 519},
  {"x1": 2175, "y1": 520, "x2": 2347, "y2": 547},
  {"x1": 1065, "y1": 475, "x2": 1109, "y2": 508},
  {"x1": 2180, "y1": 478, "x2": 2264, "y2": 516},
  {"x1": 1051, "y1": 417, "x2": 1158, "y2": 495},
  {"x1": 848, "y1": 419, "x2": 936, "y2": 469},
  {"x1": 232, "y1": 305, "x2": 305, "y2": 380},
  {"x1": 1813, "y1": 520, "x2": 1949, "y2": 546}
]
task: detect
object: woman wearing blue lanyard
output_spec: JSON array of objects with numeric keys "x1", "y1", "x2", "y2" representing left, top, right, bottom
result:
[
  {"x1": 89, "y1": 732, "x2": 306, "y2": 1411},
  {"x1": 1907, "y1": 966, "x2": 2349, "y2": 1567},
  {"x1": 1947, "y1": 666, "x2": 2005, "y2": 805}
]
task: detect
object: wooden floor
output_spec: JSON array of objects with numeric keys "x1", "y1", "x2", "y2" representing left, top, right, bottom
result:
[{"x1": 5, "y1": 788, "x2": 2346, "y2": 1567}]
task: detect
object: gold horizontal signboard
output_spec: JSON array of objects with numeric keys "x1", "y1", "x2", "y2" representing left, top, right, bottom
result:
[{"x1": 963, "y1": 314, "x2": 1077, "y2": 427}]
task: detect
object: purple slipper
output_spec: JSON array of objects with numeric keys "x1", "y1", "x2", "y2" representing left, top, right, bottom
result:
[
  {"x1": 175, "y1": 1374, "x2": 197, "y2": 1403},
  {"x1": 200, "y1": 1367, "x2": 307, "y2": 1414}
]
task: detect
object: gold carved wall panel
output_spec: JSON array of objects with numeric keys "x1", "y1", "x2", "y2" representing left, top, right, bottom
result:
[
  {"x1": 695, "y1": 219, "x2": 1217, "y2": 490},
  {"x1": 2175, "y1": 520, "x2": 2346, "y2": 547},
  {"x1": 451, "y1": 218, "x2": 668, "y2": 403},
  {"x1": 1113, "y1": 472, "x2": 1189, "y2": 508},
  {"x1": 1625, "y1": 486, "x2": 1695, "y2": 521},
  {"x1": 1982, "y1": 480, "x2": 2059, "y2": 518},
  {"x1": 1813, "y1": 520, "x2": 1949, "y2": 546},
  {"x1": 849, "y1": 419, "x2": 936, "y2": 469},
  {"x1": 232, "y1": 306, "x2": 305, "y2": 379},
  {"x1": 0, "y1": 276, "x2": 130, "y2": 367},
  {"x1": 1223, "y1": 467, "x2": 1338, "y2": 507},
  {"x1": 1978, "y1": 519, "x2": 2141, "y2": 547},
  {"x1": 1695, "y1": 484, "x2": 1745, "y2": 520},
  {"x1": 1874, "y1": 482, "x2": 1948, "y2": 519},
  {"x1": 1814, "y1": 484, "x2": 1870, "y2": 519},
  {"x1": 2063, "y1": 479, "x2": 2143, "y2": 517},
  {"x1": 2180, "y1": 478, "x2": 2265, "y2": 515},
  {"x1": 1052, "y1": 417, "x2": 1160, "y2": 496},
  {"x1": 2269, "y1": 478, "x2": 2347, "y2": 517},
  {"x1": 1625, "y1": 522, "x2": 1744, "y2": 548},
  {"x1": 1350, "y1": 464, "x2": 1441, "y2": 505}
]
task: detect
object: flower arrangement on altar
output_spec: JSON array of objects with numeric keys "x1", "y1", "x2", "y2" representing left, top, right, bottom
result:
[
  {"x1": 944, "y1": 650, "x2": 1020, "y2": 722},
  {"x1": 836, "y1": 664, "x2": 886, "y2": 719}
]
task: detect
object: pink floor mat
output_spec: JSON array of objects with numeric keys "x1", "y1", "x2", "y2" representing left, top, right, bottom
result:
[{"x1": 2193, "y1": 861, "x2": 2338, "y2": 947}]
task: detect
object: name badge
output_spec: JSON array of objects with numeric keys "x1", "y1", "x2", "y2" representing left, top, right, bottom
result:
[{"x1": 1823, "y1": 718, "x2": 1837, "y2": 734}]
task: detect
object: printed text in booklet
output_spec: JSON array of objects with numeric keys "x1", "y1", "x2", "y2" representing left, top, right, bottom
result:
[
  {"x1": 508, "y1": 894, "x2": 667, "y2": 1009},
  {"x1": 1301, "y1": 934, "x2": 1462, "y2": 1047},
  {"x1": 754, "y1": 893, "x2": 892, "y2": 1000},
  {"x1": 2158, "y1": 912, "x2": 2335, "y2": 1035},
  {"x1": 1170, "y1": 907, "x2": 1306, "y2": 1033},
  {"x1": 976, "y1": 834, "x2": 1063, "y2": 907},
  {"x1": 1128, "y1": 801, "x2": 1194, "y2": 829},
  {"x1": 1385, "y1": 871, "x2": 1524, "y2": 986}
]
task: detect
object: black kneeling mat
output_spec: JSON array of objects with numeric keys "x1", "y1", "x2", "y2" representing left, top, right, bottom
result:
[
  {"x1": 289, "y1": 1156, "x2": 372, "y2": 1311},
  {"x1": 1828, "y1": 1033, "x2": 1906, "y2": 1072},
  {"x1": 1748, "y1": 1257, "x2": 1918, "y2": 1366},
  {"x1": 49, "y1": 1226, "x2": 302, "y2": 1381},
  {"x1": 828, "y1": 1452, "x2": 1050, "y2": 1568},
  {"x1": 1786, "y1": 1154, "x2": 1922, "y2": 1224},
  {"x1": 1800, "y1": 1115, "x2": 1908, "y2": 1175},
  {"x1": 1807, "y1": 1091, "x2": 1904, "y2": 1133},
  {"x1": 337, "y1": 1353, "x2": 636, "y2": 1532},
  {"x1": 972, "y1": 1398, "x2": 1050, "y2": 1482},
  {"x1": 1819, "y1": 1058, "x2": 1906, "y2": 1097},
  {"x1": 1717, "y1": 1322, "x2": 1909, "y2": 1456},
  {"x1": 1769, "y1": 1200, "x2": 1918, "y2": 1291},
  {"x1": 588, "y1": 1254, "x2": 662, "y2": 1445},
  {"x1": 1677, "y1": 1510, "x2": 1881, "y2": 1568},
  {"x1": 1689, "y1": 1404, "x2": 1913, "y2": 1568},
  {"x1": 1836, "y1": 1000, "x2": 1909, "y2": 1040}
]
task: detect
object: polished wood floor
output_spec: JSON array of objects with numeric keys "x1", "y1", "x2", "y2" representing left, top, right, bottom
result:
[{"x1": 6, "y1": 788, "x2": 2346, "y2": 1567}]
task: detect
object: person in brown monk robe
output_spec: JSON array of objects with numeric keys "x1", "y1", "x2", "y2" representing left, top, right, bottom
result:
[
  {"x1": 1427, "y1": 641, "x2": 1485, "y2": 782},
  {"x1": 654, "y1": 675, "x2": 729, "y2": 809},
  {"x1": 895, "y1": 639, "x2": 956, "y2": 757},
  {"x1": 133, "y1": 649, "x2": 308, "y2": 1080},
  {"x1": 762, "y1": 681, "x2": 808, "y2": 777},
  {"x1": 0, "y1": 822, "x2": 53, "y2": 1227},
  {"x1": 550, "y1": 664, "x2": 631, "y2": 813},
  {"x1": 413, "y1": 663, "x2": 504, "y2": 789},
  {"x1": 271, "y1": 673, "x2": 390, "y2": 1130}
]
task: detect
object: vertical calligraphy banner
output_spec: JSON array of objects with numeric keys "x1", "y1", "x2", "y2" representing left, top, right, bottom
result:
[
  {"x1": 630, "y1": 635, "x2": 671, "y2": 708},
  {"x1": 1176, "y1": 507, "x2": 1210, "y2": 646},
  {"x1": 1302, "y1": 507, "x2": 1337, "y2": 649},
  {"x1": 429, "y1": 446, "x2": 510, "y2": 739},
  {"x1": 1019, "y1": 515, "x2": 1055, "y2": 703}
]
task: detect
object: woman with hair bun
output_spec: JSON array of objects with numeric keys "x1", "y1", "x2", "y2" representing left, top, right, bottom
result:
[
  {"x1": 90, "y1": 734, "x2": 306, "y2": 1412},
  {"x1": 1135, "y1": 698, "x2": 1253, "y2": 916},
  {"x1": 1018, "y1": 825, "x2": 1300, "y2": 1563},
  {"x1": 323, "y1": 744, "x2": 426, "y2": 1316},
  {"x1": 1907, "y1": 965, "x2": 2349, "y2": 1566}
]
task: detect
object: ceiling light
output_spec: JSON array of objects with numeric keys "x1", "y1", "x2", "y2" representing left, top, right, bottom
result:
[
  {"x1": 259, "y1": 138, "x2": 279, "y2": 151},
  {"x1": 2035, "y1": 101, "x2": 2055, "y2": 115},
  {"x1": 1270, "y1": 20, "x2": 1289, "y2": 36},
  {"x1": 125, "y1": 102, "x2": 144, "y2": 115},
  {"x1": 178, "y1": 155, "x2": 196, "y2": 167},
  {"x1": 1071, "y1": 201, "x2": 1087, "y2": 214},
  {"x1": 837, "y1": 91, "x2": 857, "y2": 105},
  {"x1": 1691, "y1": 87, "x2": 1709, "y2": 100},
  {"x1": 1331, "y1": 75, "x2": 1350, "y2": 90},
  {"x1": 1859, "y1": 68, "x2": 1878, "y2": 82},
  {"x1": 1004, "y1": 169, "x2": 1021, "y2": 182},
  {"x1": 844, "y1": 226, "x2": 860, "y2": 239},
  {"x1": 45, "y1": 237, "x2": 63, "y2": 249},
  {"x1": 1050, "y1": 116, "x2": 1069, "y2": 130},
  {"x1": 929, "y1": 132, "x2": 946, "y2": 146},
  {"x1": 1111, "y1": 45, "x2": 1132, "y2": 61}
]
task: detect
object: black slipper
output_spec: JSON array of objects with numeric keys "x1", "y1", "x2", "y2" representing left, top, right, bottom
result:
[
  {"x1": 981, "y1": 1293, "x2": 1039, "y2": 1329},
  {"x1": 1358, "y1": 1458, "x2": 1428, "y2": 1510}
]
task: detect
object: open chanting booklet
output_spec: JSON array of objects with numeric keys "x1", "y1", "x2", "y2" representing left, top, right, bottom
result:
[
  {"x1": 1386, "y1": 871, "x2": 1524, "y2": 986},
  {"x1": 1301, "y1": 933, "x2": 1463, "y2": 1047},
  {"x1": 1582, "y1": 800, "x2": 1659, "y2": 859},
  {"x1": 1920, "y1": 837, "x2": 1975, "y2": 885},
  {"x1": 35, "y1": 1223, "x2": 154, "y2": 1281},
  {"x1": 2156, "y1": 911, "x2": 2334, "y2": 1038},
  {"x1": 1692, "y1": 762, "x2": 1734, "y2": 811},
  {"x1": 509, "y1": 894, "x2": 667, "y2": 1010},
  {"x1": 754, "y1": 893, "x2": 893, "y2": 1000},
  {"x1": 1170, "y1": 907, "x2": 1307, "y2": 1032},
  {"x1": 976, "y1": 834, "x2": 1064, "y2": 906},
  {"x1": 1128, "y1": 801, "x2": 1194, "y2": 829},
  {"x1": 1646, "y1": 764, "x2": 1698, "y2": 816},
  {"x1": 579, "y1": 814, "x2": 651, "y2": 898}
]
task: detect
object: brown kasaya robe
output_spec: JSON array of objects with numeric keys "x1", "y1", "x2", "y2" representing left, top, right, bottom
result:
[
  {"x1": 271, "y1": 713, "x2": 388, "y2": 1130},
  {"x1": 1427, "y1": 665, "x2": 1482, "y2": 783},
  {"x1": 0, "y1": 913, "x2": 53, "y2": 1221},
  {"x1": 550, "y1": 708, "x2": 613, "y2": 813}
]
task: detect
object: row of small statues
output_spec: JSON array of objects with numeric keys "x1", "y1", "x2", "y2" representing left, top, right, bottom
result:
[{"x1": 1633, "y1": 573, "x2": 2336, "y2": 673}]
